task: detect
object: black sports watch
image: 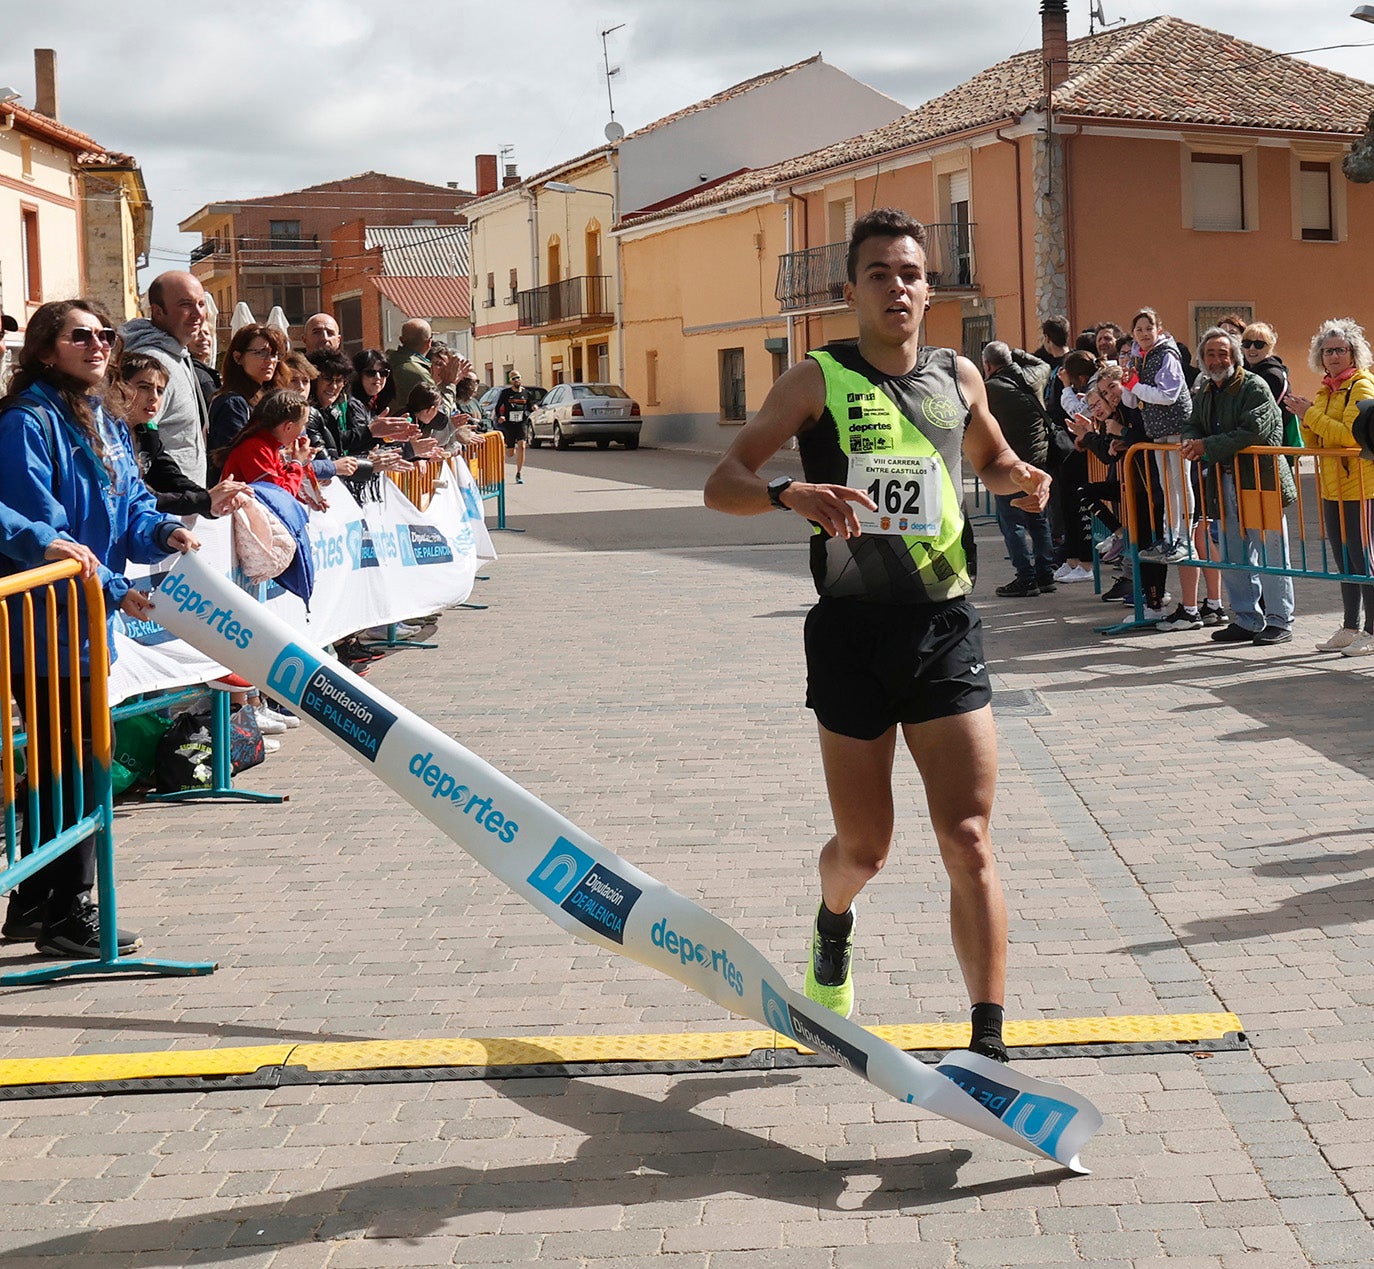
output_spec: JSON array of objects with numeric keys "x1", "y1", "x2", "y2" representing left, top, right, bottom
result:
[{"x1": 766, "y1": 476, "x2": 794, "y2": 510}]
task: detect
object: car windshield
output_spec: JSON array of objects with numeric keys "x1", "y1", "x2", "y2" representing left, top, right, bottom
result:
[{"x1": 571, "y1": 385, "x2": 629, "y2": 400}]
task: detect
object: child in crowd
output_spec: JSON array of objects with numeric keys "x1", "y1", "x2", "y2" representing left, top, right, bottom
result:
[
  {"x1": 215, "y1": 389, "x2": 315, "y2": 500},
  {"x1": 115, "y1": 353, "x2": 253, "y2": 521}
]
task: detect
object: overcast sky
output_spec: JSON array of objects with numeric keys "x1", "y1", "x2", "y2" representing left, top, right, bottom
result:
[{"x1": 6, "y1": 0, "x2": 1373, "y2": 271}]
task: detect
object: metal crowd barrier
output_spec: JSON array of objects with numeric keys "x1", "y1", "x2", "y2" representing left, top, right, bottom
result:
[
  {"x1": 385, "y1": 460, "x2": 447, "y2": 512},
  {"x1": 460, "y1": 432, "x2": 514, "y2": 531},
  {"x1": 1107, "y1": 441, "x2": 1369, "y2": 632},
  {"x1": 0, "y1": 559, "x2": 215, "y2": 983}
]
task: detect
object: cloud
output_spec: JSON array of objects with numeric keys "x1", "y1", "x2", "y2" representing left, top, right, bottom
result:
[{"x1": 2, "y1": 0, "x2": 1369, "y2": 271}]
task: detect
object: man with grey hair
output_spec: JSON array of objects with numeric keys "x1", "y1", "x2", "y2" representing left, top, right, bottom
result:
[
  {"x1": 981, "y1": 341, "x2": 1057, "y2": 596},
  {"x1": 1181, "y1": 326, "x2": 1295, "y2": 646},
  {"x1": 119, "y1": 271, "x2": 210, "y2": 483}
]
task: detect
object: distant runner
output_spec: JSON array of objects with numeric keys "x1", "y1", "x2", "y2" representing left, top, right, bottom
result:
[
  {"x1": 704, "y1": 208, "x2": 1050, "y2": 1061},
  {"x1": 495, "y1": 371, "x2": 533, "y2": 484}
]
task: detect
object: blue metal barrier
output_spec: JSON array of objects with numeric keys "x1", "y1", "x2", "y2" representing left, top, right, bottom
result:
[{"x1": 1102, "y1": 442, "x2": 1366, "y2": 635}]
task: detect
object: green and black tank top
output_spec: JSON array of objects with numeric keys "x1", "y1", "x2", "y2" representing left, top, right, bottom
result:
[{"x1": 799, "y1": 342, "x2": 974, "y2": 604}]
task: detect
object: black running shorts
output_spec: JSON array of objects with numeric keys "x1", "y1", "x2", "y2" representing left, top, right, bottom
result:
[{"x1": 803, "y1": 596, "x2": 992, "y2": 741}]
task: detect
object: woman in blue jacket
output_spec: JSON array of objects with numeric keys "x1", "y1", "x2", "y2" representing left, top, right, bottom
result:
[{"x1": 0, "y1": 298, "x2": 198, "y2": 959}]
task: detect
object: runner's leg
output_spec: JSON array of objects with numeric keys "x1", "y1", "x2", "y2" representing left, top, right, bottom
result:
[
  {"x1": 816, "y1": 723, "x2": 898, "y2": 914},
  {"x1": 902, "y1": 705, "x2": 1006, "y2": 1006}
]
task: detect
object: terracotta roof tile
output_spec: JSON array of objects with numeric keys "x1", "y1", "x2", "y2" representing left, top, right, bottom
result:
[
  {"x1": 370, "y1": 275, "x2": 470, "y2": 320},
  {"x1": 626, "y1": 16, "x2": 1374, "y2": 227}
]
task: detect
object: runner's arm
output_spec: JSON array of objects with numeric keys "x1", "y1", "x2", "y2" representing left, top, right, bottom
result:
[
  {"x1": 703, "y1": 359, "x2": 876, "y2": 540},
  {"x1": 956, "y1": 356, "x2": 1051, "y2": 512}
]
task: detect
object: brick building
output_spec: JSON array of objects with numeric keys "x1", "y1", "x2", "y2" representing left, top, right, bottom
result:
[{"x1": 179, "y1": 171, "x2": 471, "y2": 345}]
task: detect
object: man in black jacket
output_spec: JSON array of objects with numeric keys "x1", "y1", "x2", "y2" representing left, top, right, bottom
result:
[{"x1": 982, "y1": 342, "x2": 1056, "y2": 597}]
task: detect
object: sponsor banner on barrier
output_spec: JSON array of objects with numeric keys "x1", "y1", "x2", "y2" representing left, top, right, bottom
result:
[
  {"x1": 106, "y1": 461, "x2": 493, "y2": 704},
  {"x1": 147, "y1": 552, "x2": 1102, "y2": 1173}
]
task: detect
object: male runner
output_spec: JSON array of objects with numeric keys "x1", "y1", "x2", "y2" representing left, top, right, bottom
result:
[
  {"x1": 495, "y1": 371, "x2": 533, "y2": 484},
  {"x1": 704, "y1": 208, "x2": 1050, "y2": 1061}
]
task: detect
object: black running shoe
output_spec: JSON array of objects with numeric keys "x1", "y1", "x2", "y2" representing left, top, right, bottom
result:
[{"x1": 804, "y1": 907, "x2": 854, "y2": 1018}]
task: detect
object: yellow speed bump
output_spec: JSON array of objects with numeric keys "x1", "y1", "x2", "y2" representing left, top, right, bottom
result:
[
  {"x1": 0, "y1": 1013, "x2": 1245, "y2": 1096},
  {"x1": 0, "y1": 1044, "x2": 292, "y2": 1088}
]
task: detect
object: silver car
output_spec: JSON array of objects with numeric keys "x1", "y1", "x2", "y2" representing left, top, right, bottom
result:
[{"x1": 529, "y1": 383, "x2": 642, "y2": 450}]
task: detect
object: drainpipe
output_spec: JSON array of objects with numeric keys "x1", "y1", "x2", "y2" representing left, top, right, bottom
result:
[
  {"x1": 611, "y1": 146, "x2": 624, "y2": 385},
  {"x1": 994, "y1": 119, "x2": 1029, "y2": 350},
  {"x1": 773, "y1": 186, "x2": 797, "y2": 366},
  {"x1": 1059, "y1": 120, "x2": 1083, "y2": 332},
  {"x1": 522, "y1": 186, "x2": 541, "y2": 380}
]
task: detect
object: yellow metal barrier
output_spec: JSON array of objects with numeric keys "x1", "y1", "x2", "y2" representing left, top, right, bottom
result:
[
  {"x1": 385, "y1": 460, "x2": 447, "y2": 512},
  {"x1": 0, "y1": 559, "x2": 213, "y2": 983}
]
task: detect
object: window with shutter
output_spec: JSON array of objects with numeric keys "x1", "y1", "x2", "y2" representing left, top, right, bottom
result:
[
  {"x1": 1192, "y1": 154, "x2": 1245, "y2": 232},
  {"x1": 1300, "y1": 162, "x2": 1333, "y2": 241}
]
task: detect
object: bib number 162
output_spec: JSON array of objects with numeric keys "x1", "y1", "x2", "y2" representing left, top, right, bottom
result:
[{"x1": 867, "y1": 476, "x2": 923, "y2": 515}]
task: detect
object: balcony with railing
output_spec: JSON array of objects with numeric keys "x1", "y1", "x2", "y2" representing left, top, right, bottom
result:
[
  {"x1": 516, "y1": 275, "x2": 613, "y2": 332},
  {"x1": 774, "y1": 222, "x2": 976, "y2": 312},
  {"x1": 189, "y1": 234, "x2": 323, "y2": 277}
]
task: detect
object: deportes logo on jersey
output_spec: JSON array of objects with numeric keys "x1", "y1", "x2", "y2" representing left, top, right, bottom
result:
[{"x1": 921, "y1": 395, "x2": 962, "y2": 430}]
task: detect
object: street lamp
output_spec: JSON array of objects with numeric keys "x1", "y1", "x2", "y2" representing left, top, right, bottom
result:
[
  {"x1": 1354, "y1": 5, "x2": 1374, "y2": 21},
  {"x1": 542, "y1": 182, "x2": 622, "y2": 384},
  {"x1": 544, "y1": 181, "x2": 612, "y2": 199}
]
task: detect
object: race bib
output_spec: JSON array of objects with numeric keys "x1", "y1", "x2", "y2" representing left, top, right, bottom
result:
[
  {"x1": 509, "y1": 408, "x2": 525, "y2": 422},
  {"x1": 848, "y1": 453, "x2": 943, "y2": 537}
]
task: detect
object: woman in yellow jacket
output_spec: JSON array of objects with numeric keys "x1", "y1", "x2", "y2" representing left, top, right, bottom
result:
[{"x1": 1288, "y1": 318, "x2": 1374, "y2": 655}]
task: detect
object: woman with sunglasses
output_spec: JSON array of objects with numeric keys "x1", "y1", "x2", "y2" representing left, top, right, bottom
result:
[
  {"x1": 0, "y1": 299, "x2": 199, "y2": 958},
  {"x1": 1240, "y1": 323, "x2": 1303, "y2": 458},
  {"x1": 1289, "y1": 319, "x2": 1374, "y2": 655},
  {"x1": 351, "y1": 348, "x2": 394, "y2": 415},
  {"x1": 207, "y1": 323, "x2": 288, "y2": 477}
]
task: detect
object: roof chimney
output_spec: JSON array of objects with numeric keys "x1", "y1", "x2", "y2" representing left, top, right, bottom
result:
[
  {"x1": 501, "y1": 163, "x2": 520, "y2": 190},
  {"x1": 34, "y1": 49, "x2": 58, "y2": 120},
  {"x1": 1041, "y1": 0, "x2": 1069, "y2": 97},
  {"x1": 476, "y1": 154, "x2": 498, "y2": 197}
]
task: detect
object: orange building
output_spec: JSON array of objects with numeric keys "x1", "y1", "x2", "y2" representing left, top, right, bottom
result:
[{"x1": 619, "y1": 9, "x2": 1374, "y2": 450}]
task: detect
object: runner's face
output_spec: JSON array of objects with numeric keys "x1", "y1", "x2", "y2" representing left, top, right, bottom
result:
[{"x1": 845, "y1": 236, "x2": 929, "y2": 342}]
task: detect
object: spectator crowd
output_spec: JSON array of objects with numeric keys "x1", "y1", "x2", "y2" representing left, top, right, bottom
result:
[
  {"x1": 980, "y1": 309, "x2": 1374, "y2": 650},
  {"x1": 0, "y1": 273, "x2": 517, "y2": 959}
]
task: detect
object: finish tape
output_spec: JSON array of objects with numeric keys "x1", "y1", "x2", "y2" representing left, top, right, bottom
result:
[{"x1": 149, "y1": 554, "x2": 1102, "y2": 1172}]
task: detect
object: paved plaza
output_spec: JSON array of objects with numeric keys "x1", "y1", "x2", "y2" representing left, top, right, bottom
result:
[{"x1": 3, "y1": 446, "x2": 1374, "y2": 1266}]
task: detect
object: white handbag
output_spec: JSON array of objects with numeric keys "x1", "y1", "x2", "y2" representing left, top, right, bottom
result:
[{"x1": 231, "y1": 493, "x2": 297, "y2": 583}]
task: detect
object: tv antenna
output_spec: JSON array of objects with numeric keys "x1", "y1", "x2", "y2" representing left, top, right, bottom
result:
[
  {"x1": 1089, "y1": 1, "x2": 1124, "y2": 34},
  {"x1": 602, "y1": 22, "x2": 626, "y2": 138}
]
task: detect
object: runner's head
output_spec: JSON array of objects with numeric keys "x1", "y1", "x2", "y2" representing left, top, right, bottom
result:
[
  {"x1": 844, "y1": 209, "x2": 930, "y2": 344},
  {"x1": 846, "y1": 208, "x2": 927, "y2": 283}
]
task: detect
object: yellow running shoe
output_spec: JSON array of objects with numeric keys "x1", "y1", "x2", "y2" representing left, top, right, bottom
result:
[{"x1": 803, "y1": 906, "x2": 854, "y2": 1018}]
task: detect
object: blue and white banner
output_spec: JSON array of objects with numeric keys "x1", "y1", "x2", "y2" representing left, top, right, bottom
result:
[
  {"x1": 147, "y1": 552, "x2": 1103, "y2": 1173},
  {"x1": 107, "y1": 460, "x2": 493, "y2": 705}
]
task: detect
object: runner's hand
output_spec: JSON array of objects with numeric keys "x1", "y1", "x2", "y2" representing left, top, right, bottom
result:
[
  {"x1": 778, "y1": 481, "x2": 875, "y2": 540},
  {"x1": 1008, "y1": 462, "x2": 1051, "y2": 513}
]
